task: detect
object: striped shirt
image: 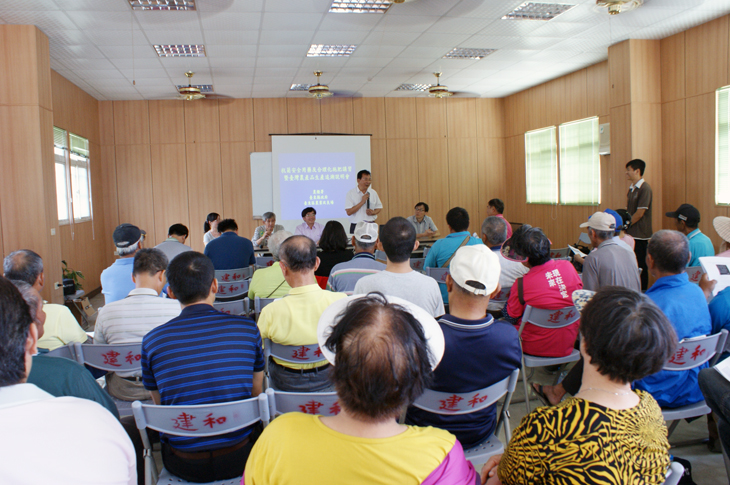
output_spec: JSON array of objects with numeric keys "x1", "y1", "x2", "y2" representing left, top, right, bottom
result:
[
  {"x1": 327, "y1": 252, "x2": 386, "y2": 295},
  {"x1": 94, "y1": 288, "x2": 182, "y2": 377},
  {"x1": 141, "y1": 304, "x2": 265, "y2": 451}
]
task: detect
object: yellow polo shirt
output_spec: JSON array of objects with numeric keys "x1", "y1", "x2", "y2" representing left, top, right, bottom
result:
[
  {"x1": 37, "y1": 303, "x2": 88, "y2": 350},
  {"x1": 247, "y1": 262, "x2": 291, "y2": 300}
]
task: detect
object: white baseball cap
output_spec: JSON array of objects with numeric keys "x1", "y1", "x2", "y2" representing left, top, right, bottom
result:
[
  {"x1": 579, "y1": 211, "x2": 616, "y2": 232},
  {"x1": 353, "y1": 221, "x2": 379, "y2": 243},
  {"x1": 449, "y1": 245, "x2": 501, "y2": 296}
]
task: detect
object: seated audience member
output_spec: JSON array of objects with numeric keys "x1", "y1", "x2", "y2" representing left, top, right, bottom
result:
[
  {"x1": 424, "y1": 207, "x2": 483, "y2": 305},
  {"x1": 355, "y1": 217, "x2": 445, "y2": 318},
  {"x1": 487, "y1": 198, "x2": 513, "y2": 238},
  {"x1": 141, "y1": 251, "x2": 264, "y2": 483},
  {"x1": 315, "y1": 220, "x2": 353, "y2": 278},
  {"x1": 204, "y1": 218, "x2": 255, "y2": 271},
  {"x1": 244, "y1": 293, "x2": 478, "y2": 485},
  {"x1": 327, "y1": 221, "x2": 385, "y2": 295},
  {"x1": 604, "y1": 208, "x2": 636, "y2": 255},
  {"x1": 666, "y1": 204, "x2": 715, "y2": 266},
  {"x1": 252, "y1": 212, "x2": 284, "y2": 248},
  {"x1": 258, "y1": 236, "x2": 346, "y2": 391},
  {"x1": 3, "y1": 249, "x2": 86, "y2": 350},
  {"x1": 154, "y1": 223, "x2": 192, "y2": 262},
  {"x1": 540, "y1": 230, "x2": 712, "y2": 408},
  {"x1": 407, "y1": 202, "x2": 439, "y2": 238},
  {"x1": 579, "y1": 211, "x2": 640, "y2": 292},
  {"x1": 248, "y1": 231, "x2": 292, "y2": 300},
  {"x1": 13, "y1": 280, "x2": 118, "y2": 418},
  {"x1": 101, "y1": 223, "x2": 146, "y2": 304},
  {"x1": 406, "y1": 246, "x2": 521, "y2": 449},
  {"x1": 615, "y1": 208, "x2": 636, "y2": 250},
  {"x1": 714, "y1": 216, "x2": 730, "y2": 257},
  {"x1": 295, "y1": 207, "x2": 323, "y2": 243},
  {"x1": 480, "y1": 216, "x2": 528, "y2": 315},
  {"x1": 481, "y1": 287, "x2": 673, "y2": 485},
  {"x1": 699, "y1": 365, "x2": 730, "y2": 477},
  {"x1": 0, "y1": 277, "x2": 136, "y2": 484},
  {"x1": 500, "y1": 225, "x2": 582, "y2": 358},
  {"x1": 203, "y1": 212, "x2": 221, "y2": 247},
  {"x1": 94, "y1": 249, "x2": 181, "y2": 401}
]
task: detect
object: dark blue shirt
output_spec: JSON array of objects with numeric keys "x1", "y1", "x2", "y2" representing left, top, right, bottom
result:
[
  {"x1": 203, "y1": 232, "x2": 255, "y2": 270},
  {"x1": 141, "y1": 304, "x2": 265, "y2": 451},
  {"x1": 405, "y1": 314, "x2": 522, "y2": 448}
]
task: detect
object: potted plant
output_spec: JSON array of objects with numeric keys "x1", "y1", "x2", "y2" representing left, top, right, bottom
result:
[{"x1": 62, "y1": 260, "x2": 84, "y2": 295}]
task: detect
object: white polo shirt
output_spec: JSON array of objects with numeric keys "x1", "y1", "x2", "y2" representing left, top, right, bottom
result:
[{"x1": 345, "y1": 187, "x2": 382, "y2": 224}]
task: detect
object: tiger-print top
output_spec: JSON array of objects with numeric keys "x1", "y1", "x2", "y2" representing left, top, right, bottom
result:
[{"x1": 498, "y1": 390, "x2": 670, "y2": 485}]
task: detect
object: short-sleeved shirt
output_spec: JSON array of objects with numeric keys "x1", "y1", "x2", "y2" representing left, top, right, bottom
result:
[
  {"x1": 327, "y1": 252, "x2": 386, "y2": 295},
  {"x1": 495, "y1": 214, "x2": 513, "y2": 239},
  {"x1": 424, "y1": 232, "x2": 484, "y2": 304},
  {"x1": 295, "y1": 222, "x2": 324, "y2": 243},
  {"x1": 252, "y1": 224, "x2": 285, "y2": 248},
  {"x1": 141, "y1": 304, "x2": 265, "y2": 451},
  {"x1": 345, "y1": 187, "x2": 382, "y2": 224},
  {"x1": 487, "y1": 248, "x2": 529, "y2": 312},
  {"x1": 497, "y1": 392, "x2": 670, "y2": 485},
  {"x1": 626, "y1": 178, "x2": 653, "y2": 239},
  {"x1": 504, "y1": 259, "x2": 583, "y2": 357},
  {"x1": 247, "y1": 262, "x2": 291, "y2": 300},
  {"x1": 406, "y1": 315, "x2": 522, "y2": 448},
  {"x1": 101, "y1": 257, "x2": 136, "y2": 305},
  {"x1": 687, "y1": 228, "x2": 715, "y2": 267},
  {"x1": 154, "y1": 238, "x2": 192, "y2": 263},
  {"x1": 581, "y1": 239, "x2": 641, "y2": 292},
  {"x1": 406, "y1": 215, "x2": 438, "y2": 235},
  {"x1": 710, "y1": 286, "x2": 730, "y2": 335},
  {"x1": 36, "y1": 303, "x2": 87, "y2": 351},
  {"x1": 257, "y1": 284, "x2": 346, "y2": 369},
  {"x1": 203, "y1": 231, "x2": 256, "y2": 270},
  {"x1": 354, "y1": 270, "x2": 445, "y2": 318}
]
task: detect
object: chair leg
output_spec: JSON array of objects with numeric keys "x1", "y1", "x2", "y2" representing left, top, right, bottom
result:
[
  {"x1": 522, "y1": 359, "x2": 531, "y2": 414},
  {"x1": 667, "y1": 420, "x2": 680, "y2": 439},
  {"x1": 144, "y1": 449, "x2": 158, "y2": 485}
]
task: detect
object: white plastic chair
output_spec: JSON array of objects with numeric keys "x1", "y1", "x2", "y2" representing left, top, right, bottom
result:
[
  {"x1": 45, "y1": 342, "x2": 76, "y2": 360},
  {"x1": 263, "y1": 338, "x2": 328, "y2": 390},
  {"x1": 684, "y1": 266, "x2": 703, "y2": 284},
  {"x1": 266, "y1": 388, "x2": 341, "y2": 417},
  {"x1": 131, "y1": 395, "x2": 270, "y2": 485},
  {"x1": 255, "y1": 256, "x2": 274, "y2": 270},
  {"x1": 214, "y1": 268, "x2": 251, "y2": 299},
  {"x1": 550, "y1": 247, "x2": 571, "y2": 260},
  {"x1": 662, "y1": 461, "x2": 685, "y2": 485},
  {"x1": 518, "y1": 304, "x2": 581, "y2": 413},
  {"x1": 425, "y1": 267, "x2": 450, "y2": 284},
  {"x1": 662, "y1": 329, "x2": 728, "y2": 439},
  {"x1": 374, "y1": 250, "x2": 387, "y2": 262},
  {"x1": 253, "y1": 296, "x2": 277, "y2": 321},
  {"x1": 410, "y1": 257, "x2": 425, "y2": 272},
  {"x1": 423, "y1": 247, "x2": 431, "y2": 258},
  {"x1": 212, "y1": 298, "x2": 249, "y2": 316},
  {"x1": 406, "y1": 368, "x2": 520, "y2": 467}
]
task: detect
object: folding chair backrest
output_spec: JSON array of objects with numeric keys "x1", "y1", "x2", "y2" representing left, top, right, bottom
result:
[
  {"x1": 263, "y1": 339, "x2": 327, "y2": 366},
  {"x1": 131, "y1": 395, "x2": 270, "y2": 438},
  {"x1": 664, "y1": 330, "x2": 728, "y2": 371},
  {"x1": 426, "y1": 267, "x2": 450, "y2": 283},
  {"x1": 213, "y1": 298, "x2": 249, "y2": 316},
  {"x1": 266, "y1": 388, "x2": 341, "y2": 417},
  {"x1": 215, "y1": 268, "x2": 251, "y2": 298},
  {"x1": 491, "y1": 287, "x2": 511, "y2": 304},
  {"x1": 74, "y1": 342, "x2": 143, "y2": 372},
  {"x1": 411, "y1": 368, "x2": 519, "y2": 416},
  {"x1": 685, "y1": 266, "x2": 703, "y2": 284},
  {"x1": 254, "y1": 297, "x2": 277, "y2": 318},
  {"x1": 255, "y1": 256, "x2": 274, "y2": 268},
  {"x1": 374, "y1": 250, "x2": 387, "y2": 261},
  {"x1": 45, "y1": 343, "x2": 76, "y2": 360},
  {"x1": 550, "y1": 248, "x2": 571, "y2": 260},
  {"x1": 410, "y1": 258, "x2": 425, "y2": 271},
  {"x1": 578, "y1": 233, "x2": 591, "y2": 245},
  {"x1": 521, "y1": 305, "x2": 580, "y2": 332}
]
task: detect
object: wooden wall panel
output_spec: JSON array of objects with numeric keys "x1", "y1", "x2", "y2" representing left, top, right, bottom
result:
[
  {"x1": 51, "y1": 70, "x2": 99, "y2": 142},
  {"x1": 149, "y1": 101, "x2": 185, "y2": 144},
  {"x1": 385, "y1": 139, "x2": 418, "y2": 218},
  {"x1": 526, "y1": 84, "x2": 547, "y2": 132},
  {"x1": 114, "y1": 144, "x2": 155, "y2": 244},
  {"x1": 631, "y1": 102, "x2": 663, "y2": 221},
  {"x1": 447, "y1": 98, "x2": 477, "y2": 139},
  {"x1": 503, "y1": 136, "x2": 526, "y2": 224},
  {"x1": 150, "y1": 144, "x2": 189, "y2": 242},
  {"x1": 0, "y1": 26, "x2": 44, "y2": 107},
  {"x1": 186, "y1": 142, "x2": 222, "y2": 252},
  {"x1": 686, "y1": 16, "x2": 729, "y2": 98},
  {"x1": 253, "y1": 98, "x2": 288, "y2": 142},
  {"x1": 113, "y1": 101, "x2": 149, "y2": 145},
  {"x1": 287, "y1": 98, "x2": 321, "y2": 134},
  {"x1": 661, "y1": 32, "x2": 686, "y2": 103},
  {"x1": 384, "y1": 98, "x2": 417, "y2": 139},
  {"x1": 477, "y1": 137, "x2": 506, "y2": 225},
  {"x1": 609, "y1": 41, "x2": 631, "y2": 108},
  {"x1": 39, "y1": 106, "x2": 63, "y2": 302},
  {"x1": 219, "y1": 99, "x2": 255, "y2": 142},
  {"x1": 416, "y1": 98, "x2": 447, "y2": 139},
  {"x1": 99, "y1": 145, "x2": 119, "y2": 263},
  {"x1": 476, "y1": 98, "x2": 504, "y2": 138},
  {"x1": 320, "y1": 98, "x2": 354, "y2": 134},
  {"x1": 353, "y1": 98, "x2": 386, "y2": 138},
  {"x1": 630, "y1": 40, "x2": 661, "y2": 104},
  {"x1": 370, "y1": 138, "x2": 389, "y2": 221},
  {"x1": 586, "y1": 62, "x2": 609, "y2": 117},
  {"x1": 184, "y1": 99, "x2": 220, "y2": 143},
  {"x1": 547, "y1": 79, "x2": 566, "y2": 126},
  {"x1": 661, "y1": 100, "x2": 686, "y2": 225},
  {"x1": 608, "y1": 105, "x2": 632, "y2": 206},
  {"x1": 221, "y1": 142, "x2": 256, "y2": 238},
  {"x1": 35, "y1": 29, "x2": 52, "y2": 112},
  {"x1": 417, "y1": 138, "x2": 448, "y2": 230},
  {"x1": 447, "y1": 138, "x2": 479, "y2": 228},
  {"x1": 565, "y1": 70, "x2": 588, "y2": 121},
  {"x1": 99, "y1": 101, "x2": 115, "y2": 145}
]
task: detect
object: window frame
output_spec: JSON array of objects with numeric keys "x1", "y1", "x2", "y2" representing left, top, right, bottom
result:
[{"x1": 53, "y1": 127, "x2": 93, "y2": 225}]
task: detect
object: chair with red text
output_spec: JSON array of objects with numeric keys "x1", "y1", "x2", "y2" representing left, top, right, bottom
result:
[{"x1": 263, "y1": 339, "x2": 327, "y2": 390}]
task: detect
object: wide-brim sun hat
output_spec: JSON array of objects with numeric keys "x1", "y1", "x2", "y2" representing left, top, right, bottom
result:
[{"x1": 714, "y1": 216, "x2": 730, "y2": 243}]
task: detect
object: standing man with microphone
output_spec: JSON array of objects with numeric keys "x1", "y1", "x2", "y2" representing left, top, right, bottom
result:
[{"x1": 345, "y1": 170, "x2": 383, "y2": 234}]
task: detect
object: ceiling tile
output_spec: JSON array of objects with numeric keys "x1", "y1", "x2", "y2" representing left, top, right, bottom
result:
[
  {"x1": 145, "y1": 29, "x2": 206, "y2": 45},
  {"x1": 197, "y1": 0, "x2": 264, "y2": 11},
  {"x1": 50, "y1": 43, "x2": 107, "y2": 59},
  {"x1": 200, "y1": 12, "x2": 262, "y2": 31},
  {"x1": 318, "y1": 13, "x2": 383, "y2": 32},
  {"x1": 134, "y1": 11, "x2": 201, "y2": 30},
  {"x1": 65, "y1": 11, "x2": 136, "y2": 30},
  {"x1": 426, "y1": 16, "x2": 494, "y2": 35},
  {"x1": 413, "y1": 32, "x2": 471, "y2": 47},
  {"x1": 344, "y1": 56, "x2": 392, "y2": 68},
  {"x1": 203, "y1": 30, "x2": 259, "y2": 45},
  {"x1": 213, "y1": 67, "x2": 256, "y2": 77},
  {"x1": 53, "y1": 0, "x2": 131, "y2": 11},
  {"x1": 97, "y1": 45, "x2": 161, "y2": 60},
  {"x1": 2, "y1": 10, "x2": 77, "y2": 30},
  {"x1": 372, "y1": 15, "x2": 439, "y2": 33},
  {"x1": 259, "y1": 30, "x2": 314, "y2": 45},
  {"x1": 386, "y1": 0, "x2": 460, "y2": 17},
  {"x1": 477, "y1": 18, "x2": 546, "y2": 37},
  {"x1": 349, "y1": 44, "x2": 406, "y2": 57},
  {"x1": 264, "y1": 0, "x2": 332, "y2": 12},
  {"x1": 256, "y1": 67, "x2": 299, "y2": 77},
  {"x1": 261, "y1": 12, "x2": 325, "y2": 31},
  {"x1": 109, "y1": 58, "x2": 165, "y2": 70},
  {"x1": 209, "y1": 57, "x2": 258, "y2": 68},
  {"x1": 256, "y1": 56, "x2": 303, "y2": 68},
  {"x1": 363, "y1": 30, "x2": 422, "y2": 45},
  {"x1": 83, "y1": 29, "x2": 148, "y2": 46},
  {"x1": 311, "y1": 30, "x2": 369, "y2": 45},
  {"x1": 205, "y1": 44, "x2": 258, "y2": 57},
  {"x1": 396, "y1": 45, "x2": 449, "y2": 59}
]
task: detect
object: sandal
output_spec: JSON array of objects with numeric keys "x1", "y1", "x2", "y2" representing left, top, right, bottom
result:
[{"x1": 532, "y1": 383, "x2": 552, "y2": 407}]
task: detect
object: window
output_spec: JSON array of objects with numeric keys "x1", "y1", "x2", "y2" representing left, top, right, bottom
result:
[
  {"x1": 53, "y1": 127, "x2": 92, "y2": 223},
  {"x1": 525, "y1": 127, "x2": 558, "y2": 204},
  {"x1": 559, "y1": 117, "x2": 600, "y2": 205},
  {"x1": 717, "y1": 86, "x2": 730, "y2": 205}
]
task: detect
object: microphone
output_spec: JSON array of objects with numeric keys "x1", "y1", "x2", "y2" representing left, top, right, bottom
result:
[{"x1": 366, "y1": 191, "x2": 370, "y2": 210}]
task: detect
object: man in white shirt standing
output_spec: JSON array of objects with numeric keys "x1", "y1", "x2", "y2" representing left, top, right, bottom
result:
[{"x1": 345, "y1": 169, "x2": 383, "y2": 234}]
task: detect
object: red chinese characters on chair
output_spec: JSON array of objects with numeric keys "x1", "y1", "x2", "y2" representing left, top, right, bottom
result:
[
  {"x1": 299, "y1": 400, "x2": 323, "y2": 414},
  {"x1": 125, "y1": 351, "x2": 141, "y2": 365},
  {"x1": 439, "y1": 395, "x2": 464, "y2": 411},
  {"x1": 102, "y1": 350, "x2": 121, "y2": 367},
  {"x1": 203, "y1": 413, "x2": 227, "y2": 428},
  {"x1": 468, "y1": 393, "x2": 489, "y2": 408},
  {"x1": 291, "y1": 346, "x2": 311, "y2": 360},
  {"x1": 172, "y1": 412, "x2": 198, "y2": 431}
]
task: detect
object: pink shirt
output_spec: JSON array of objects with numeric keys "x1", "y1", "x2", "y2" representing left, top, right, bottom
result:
[
  {"x1": 295, "y1": 222, "x2": 324, "y2": 243},
  {"x1": 496, "y1": 214, "x2": 513, "y2": 239}
]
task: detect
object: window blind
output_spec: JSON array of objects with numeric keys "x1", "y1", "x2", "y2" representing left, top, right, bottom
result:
[
  {"x1": 717, "y1": 86, "x2": 730, "y2": 205},
  {"x1": 525, "y1": 127, "x2": 558, "y2": 204},
  {"x1": 559, "y1": 117, "x2": 600, "y2": 205}
]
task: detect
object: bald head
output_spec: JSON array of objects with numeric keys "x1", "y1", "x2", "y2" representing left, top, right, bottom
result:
[
  {"x1": 279, "y1": 235, "x2": 317, "y2": 272},
  {"x1": 3, "y1": 250, "x2": 43, "y2": 290},
  {"x1": 648, "y1": 230, "x2": 690, "y2": 275}
]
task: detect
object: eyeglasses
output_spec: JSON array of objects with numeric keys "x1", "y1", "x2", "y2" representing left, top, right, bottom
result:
[{"x1": 415, "y1": 208, "x2": 426, "y2": 212}]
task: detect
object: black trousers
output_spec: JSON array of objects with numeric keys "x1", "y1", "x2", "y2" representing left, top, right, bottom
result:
[{"x1": 634, "y1": 238, "x2": 649, "y2": 291}]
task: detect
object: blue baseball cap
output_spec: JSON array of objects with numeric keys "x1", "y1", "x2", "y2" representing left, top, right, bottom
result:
[{"x1": 604, "y1": 209, "x2": 622, "y2": 234}]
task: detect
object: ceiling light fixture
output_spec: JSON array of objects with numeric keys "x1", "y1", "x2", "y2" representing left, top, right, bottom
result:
[
  {"x1": 154, "y1": 44, "x2": 206, "y2": 57},
  {"x1": 290, "y1": 84, "x2": 313, "y2": 91},
  {"x1": 309, "y1": 71, "x2": 333, "y2": 99},
  {"x1": 396, "y1": 83, "x2": 431, "y2": 91},
  {"x1": 307, "y1": 44, "x2": 357, "y2": 57},
  {"x1": 443, "y1": 47, "x2": 497, "y2": 60},
  {"x1": 329, "y1": 0, "x2": 392, "y2": 13},
  {"x1": 502, "y1": 2, "x2": 575, "y2": 21},
  {"x1": 129, "y1": 0, "x2": 196, "y2": 11},
  {"x1": 428, "y1": 72, "x2": 452, "y2": 98},
  {"x1": 595, "y1": 0, "x2": 643, "y2": 15},
  {"x1": 176, "y1": 83, "x2": 213, "y2": 93}
]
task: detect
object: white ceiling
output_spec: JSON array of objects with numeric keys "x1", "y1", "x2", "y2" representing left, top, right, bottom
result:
[{"x1": 2, "y1": 0, "x2": 729, "y2": 100}]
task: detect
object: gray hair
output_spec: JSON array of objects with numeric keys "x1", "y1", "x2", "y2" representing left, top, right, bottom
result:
[
  {"x1": 354, "y1": 239, "x2": 377, "y2": 252},
  {"x1": 590, "y1": 227, "x2": 614, "y2": 242},
  {"x1": 117, "y1": 239, "x2": 141, "y2": 257},
  {"x1": 268, "y1": 230, "x2": 293, "y2": 261},
  {"x1": 481, "y1": 216, "x2": 508, "y2": 246},
  {"x1": 3, "y1": 250, "x2": 44, "y2": 286},
  {"x1": 648, "y1": 230, "x2": 690, "y2": 275},
  {"x1": 9, "y1": 280, "x2": 40, "y2": 322},
  {"x1": 262, "y1": 212, "x2": 276, "y2": 222}
]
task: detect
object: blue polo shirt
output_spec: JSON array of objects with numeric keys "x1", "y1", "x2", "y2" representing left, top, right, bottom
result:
[
  {"x1": 405, "y1": 315, "x2": 522, "y2": 448},
  {"x1": 142, "y1": 304, "x2": 265, "y2": 451},
  {"x1": 100, "y1": 257, "x2": 135, "y2": 304},
  {"x1": 634, "y1": 272, "x2": 712, "y2": 407},
  {"x1": 687, "y1": 228, "x2": 715, "y2": 267},
  {"x1": 204, "y1": 231, "x2": 256, "y2": 270},
  {"x1": 424, "y1": 232, "x2": 483, "y2": 304}
]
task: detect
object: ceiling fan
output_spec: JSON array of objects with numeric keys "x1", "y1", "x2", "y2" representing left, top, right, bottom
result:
[
  {"x1": 176, "y1": 71, "x2": 229, "y2": 101},
  {"x1": 595, "y1": 0, "x2": 643, "y2": 15},
  {"x1": 308, "y1": 71, "x2": 333, "y2": 99},
  {"x1": 428, "y1": 72, "x2": 453, "y2": 98}
]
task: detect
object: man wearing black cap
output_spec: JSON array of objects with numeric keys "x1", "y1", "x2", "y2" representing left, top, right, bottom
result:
[
  {"x1": 100, "y1": 223, "x2": 146, "y2": 304},
  {"x1": 666, "y1": 203, "x2": 715, "y2": 267}
]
